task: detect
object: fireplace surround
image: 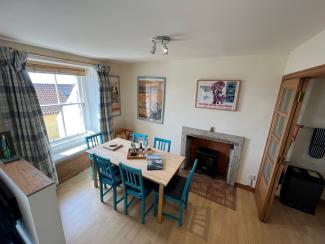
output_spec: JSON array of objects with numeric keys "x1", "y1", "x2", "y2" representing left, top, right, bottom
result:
[{"x1": 180, "y1": 126, "x2": 245, "y2": 186}]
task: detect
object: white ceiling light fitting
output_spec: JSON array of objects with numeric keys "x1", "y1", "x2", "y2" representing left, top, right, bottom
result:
[{"x1": 150, "y1": 36, "x2": 171, "y2": 55}]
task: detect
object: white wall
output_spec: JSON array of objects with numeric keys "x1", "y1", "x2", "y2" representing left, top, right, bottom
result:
[
  {"x1": 285, "y1": 29, "x2": 325, "y2": 74},
  {"x1": 119, "y1": 53, "x2": 288, "y2": 185}
]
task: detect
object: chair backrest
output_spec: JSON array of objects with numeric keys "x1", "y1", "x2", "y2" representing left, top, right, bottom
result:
[
  {"x1": 153, "y1": 137, "x2": 171, "y2": 152},
  {"x1": 181, "y1": 159, "x2": 198, "y2": 202},
  {"x1": 85, "y1": 133, "x2": 103, "y2": 149},
  {"x1": 132, "y1": 132, "x2": 148, "y2": 144},
  {"x1": 93, "y1": 155, "x2": 117, "y2": 184},
  {"x1": 119, "y1": 163, "x2": 144, "y2": 193}
]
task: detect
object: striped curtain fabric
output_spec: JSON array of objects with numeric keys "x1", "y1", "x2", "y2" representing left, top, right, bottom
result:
[
  {"x1": 0, "y1": 47, "x2": 58, "y2": 183},
  {"x1": 309, "y1": 128, "x2": 325, "y2": 159},
  {"x1": 97, "y1": 64, "x2": 113, "y2": 142}
]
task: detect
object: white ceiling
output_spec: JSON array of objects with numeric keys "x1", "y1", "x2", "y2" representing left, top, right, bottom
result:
[{"x1": 1, "y1": 0, "x2": 325, "y2": 62}]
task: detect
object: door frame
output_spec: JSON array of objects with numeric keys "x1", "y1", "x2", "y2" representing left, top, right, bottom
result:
[{"x1": 255, "y1": 64, "x2": 325, "y2": 222}]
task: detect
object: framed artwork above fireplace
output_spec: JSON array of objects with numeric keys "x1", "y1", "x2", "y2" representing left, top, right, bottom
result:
[{"x1": 195, "y1": 80, "x2": 241, "y2": 111}]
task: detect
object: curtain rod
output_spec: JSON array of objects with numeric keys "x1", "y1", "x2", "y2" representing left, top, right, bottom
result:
[{"x1": 27, "y1": 52, "x2": 100, "y2": 68}]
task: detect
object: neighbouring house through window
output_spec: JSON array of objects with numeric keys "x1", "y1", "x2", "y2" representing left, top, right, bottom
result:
[
  {"x1": 28, "y1": 61, "x2": 100, "y2": 162},
  {"x1": 29, "y1": 72, "x2": 86, "y2": 141}
]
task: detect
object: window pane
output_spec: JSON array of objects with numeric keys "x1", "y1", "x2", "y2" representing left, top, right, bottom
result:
[
  {"x1": 263, "y1": 158, "x2": 273, "y2": 184},
  {"x1": 267, "y1": 136, "x2": 278, "y2": 162},
  {"x1": 279, "y1": 88, "x2": 294, "y2": 113},
  {"x1": 56, "y1": 74, "x2": 82, "y2": 104},
  {"x1": 41, "y1": 105, "x2": 65, "y2": 141},
  {"x1": 29, "y1": 72, "x2": 58, "y2": 105},
  {"x1": 274, "y1": 114, "x2": 286, "y2": 138},
  {"x1": 62, "y1": 104, "x2": 85, "y2": 136}
]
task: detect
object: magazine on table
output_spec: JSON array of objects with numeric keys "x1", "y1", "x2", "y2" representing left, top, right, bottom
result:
[{"x1": 146, "y1": 154, "x2": 163, "y2": 170}]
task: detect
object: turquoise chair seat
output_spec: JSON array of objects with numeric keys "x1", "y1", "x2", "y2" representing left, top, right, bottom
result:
[
  {"x1": 154, "y1": 175, "x2": 186, "y2": 200},
  {"x1": 153, "y1": 159, "x2": 198, "y2": 226},
  {"x1": 119, "y1": 163, "x2": 155, "y2": 224},
  {"x1": 94, "y1": 155, "x2": 124, "y2": 210},
  {"x1": 128, "y1": 178, "x2": 154, "y2": 197},
  {"x1": 86, "y1": 133, "x2": 118, "y2": 178},
  {"x1": 101, "y1": 170, "x2": 122, "y2": 185}
]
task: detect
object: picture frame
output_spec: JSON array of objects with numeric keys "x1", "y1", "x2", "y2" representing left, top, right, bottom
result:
[
  {"x1": 195, "y1": 80, "x2": 241, "y2": 111},
  {"x1": 109, "y1": 75, "x2": 121, "y2": 117},
  {"x1": 137, "y1": 76, "x2": 166, "y2": 124}
]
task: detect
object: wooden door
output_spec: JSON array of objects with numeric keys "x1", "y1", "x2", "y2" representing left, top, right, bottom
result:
[{"x1": 255, "y1": 78, "x2": 306, "y2": 221}]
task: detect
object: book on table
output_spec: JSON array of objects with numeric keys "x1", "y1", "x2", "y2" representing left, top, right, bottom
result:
[
  {"x1": 147, "y1": 154, "x2": 163, "y2": 170},
  {"x1": 103, "y1": 143, "x2": 123, "y2": 151}
]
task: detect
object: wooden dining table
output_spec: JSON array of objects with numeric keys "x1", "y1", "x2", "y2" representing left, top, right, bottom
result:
[{"x1": 86, "y1": 137, "x2": 185, "y2": 223}]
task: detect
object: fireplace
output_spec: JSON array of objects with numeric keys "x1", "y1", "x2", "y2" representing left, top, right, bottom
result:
[
  {"x1": 180, "y1": 126, "x2": 244, "y2": 186},
  {"x1": 184, "y1": 136, "x2": 233, "y2": 179},
  {"x1": 196, "y1": 147, "x2": 219, "y2": 177}
]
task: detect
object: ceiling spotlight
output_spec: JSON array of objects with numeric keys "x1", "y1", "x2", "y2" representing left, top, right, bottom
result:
[
  {"x1": 150, "y1": 40, "x2": 156, "y2": 54},
  {"x1": 161, "y1": 41, "x2": 168, "y2": 55},
  {"x1": 150, "y1": 36, "x2": 171, "y2": 55}
]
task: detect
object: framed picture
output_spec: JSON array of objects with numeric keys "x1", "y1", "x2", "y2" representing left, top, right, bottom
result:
[
  {"x1": 137, "y1": 76, "x2": 166, "y2": 124},
  {"x1": 195, "y1": 80, "x2": 241, "y2": 111},
  {"x1": 109, "y1": 75, "x2": 121, "y2": 117}
]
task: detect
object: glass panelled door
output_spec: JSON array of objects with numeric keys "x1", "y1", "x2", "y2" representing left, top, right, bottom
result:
[{"x1": 255, "y1": 78, "x2": 304, "y2": 221}]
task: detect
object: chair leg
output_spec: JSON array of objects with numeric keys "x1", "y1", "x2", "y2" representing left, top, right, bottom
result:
[
  {"x1": 153, "y1": 192, "x2": 157, "y2": 216},
  {"x1": 113, "y1": 187, "x2": 117, "y2": 210},
  {"x1": 124, "y1": 191, "x2": 128, "y2": 215},
  {"x1": 90, "y1": 160, "x2": 93, "y2": 179},
  {"x1": 99, "y1": 181, "x2": 104, "y2": 203},
  {"x1": 141, "y1": 199, "x2": 145, "y2": 224},
  {"x1": 178, "y1": 203, "x2": 184, "y2": 226}
]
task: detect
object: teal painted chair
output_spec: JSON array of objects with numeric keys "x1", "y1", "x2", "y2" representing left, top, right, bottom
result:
[
  {"x1": 153, "y1": 159, "x2": 198, "y2": 226},
  {"x1": 93, "y1": 155, "x2": 123, "y2": 210},
  {"x1": 132, "y1": 132, "x2": 148, "y2": 144},
  {"x1": 85, "y1": 133, "x2": 103, "y2": 177},
  {"x1": 119, "y1": 163, "x2": 154, "y2": 224},
  {"x1": 153, "y1": 137, "x2": 171, "y2": 152}
]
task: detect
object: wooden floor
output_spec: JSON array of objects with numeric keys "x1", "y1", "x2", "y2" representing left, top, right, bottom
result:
[{"x1": 57, "y1": 169, "x2": 325, "y2": 244}]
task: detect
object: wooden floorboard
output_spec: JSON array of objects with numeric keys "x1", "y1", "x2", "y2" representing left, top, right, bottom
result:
[{"x1": 57, "y1": 169, "x2": 325, "y2": 244}]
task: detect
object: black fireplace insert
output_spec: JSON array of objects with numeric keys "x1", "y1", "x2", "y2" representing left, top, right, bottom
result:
[{"x1": 196, "y1": 147, "x2": 218, "y2": 178}]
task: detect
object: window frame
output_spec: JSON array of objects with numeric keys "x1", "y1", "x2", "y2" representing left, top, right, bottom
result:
[{"x1": 29, "y1": 71, "x2": 88, "y2": 144}]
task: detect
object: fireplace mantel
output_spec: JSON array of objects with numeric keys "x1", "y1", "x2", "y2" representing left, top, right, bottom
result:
[{"x1": 180, "y1": 126, "x2": 245, "y2": 185}]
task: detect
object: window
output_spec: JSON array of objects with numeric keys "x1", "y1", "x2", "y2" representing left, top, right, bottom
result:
[{"x1": 29, "y1": 72, "x2": 86, "y2": 142}]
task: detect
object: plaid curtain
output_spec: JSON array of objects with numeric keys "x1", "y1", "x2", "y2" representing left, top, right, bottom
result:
[
  {"x1": 0, "y1": 47, "x2": 58, "y2": 183},
  {"x1": 97, "y1": 64, "x2": 113, "y2": 142}
]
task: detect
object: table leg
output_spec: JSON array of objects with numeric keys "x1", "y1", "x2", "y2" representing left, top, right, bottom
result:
[
  {"x1": 157, "y1": 184, "x2": 164, "y2": 223},
  {"x1": 92, "y1": 159, "x2": 98, "y2": 188}
]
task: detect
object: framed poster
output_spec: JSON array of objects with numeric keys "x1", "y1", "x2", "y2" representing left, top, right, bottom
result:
[
  {"x1": 109, "y1": 75, "x2": 121, "y2": 117},
  {"x1": 195, "y1": 80, "x2": 241, "y2": 111},
  {"x1": 137, "y1": 76, "x2": 166, "y2": 124}
]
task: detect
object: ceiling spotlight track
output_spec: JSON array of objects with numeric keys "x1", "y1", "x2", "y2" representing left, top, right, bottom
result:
[{"x1": 150, "y1": 36, "x2": 171, "y2": 55}]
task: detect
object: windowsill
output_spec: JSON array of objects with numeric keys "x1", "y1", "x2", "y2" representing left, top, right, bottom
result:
[
  {"x1": 53, "y1": 144, "x2": 87, "y2": 163},
  {"x1": 50, "y1": 133, "x2": 89, "y2": 148}
]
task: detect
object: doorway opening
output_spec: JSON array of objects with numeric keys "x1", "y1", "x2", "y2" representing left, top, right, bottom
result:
[
  {"x1": 273, "y1": 77, "x2": 325, "y2": 218},
  {"x1": 255, "y1": 65, "x2": 325, "y2": 223}
]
